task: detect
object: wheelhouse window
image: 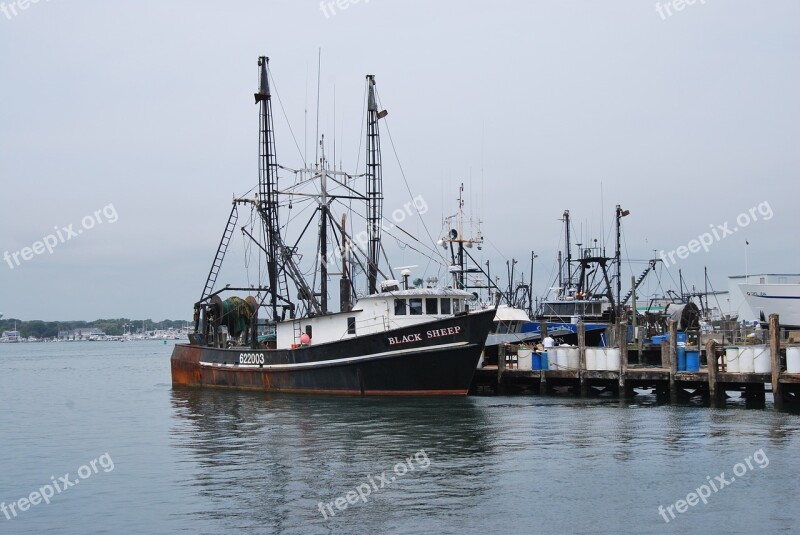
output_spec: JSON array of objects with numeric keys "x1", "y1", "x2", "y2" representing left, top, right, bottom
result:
[
  {"x1": 425, "y1": 298, "x2": 438, "y2": 315},
  {"x1": 347, "y1": 317, "x2": 356, "y2": 335},
  {"x1": 453, "y1": 299, "x2": 463, "y2": 314},
  {"x1": 394, "y1": 299, "x2": 407, "y2": 316},
  {"x1": 441, "y1": 298, "x2": 451, "y2": 315},
  {"x1": 409, "y1": 298, "x2": 423, "y2": 315}
]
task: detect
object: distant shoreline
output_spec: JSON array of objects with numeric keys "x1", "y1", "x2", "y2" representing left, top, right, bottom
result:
[{"x1": 0, "y1": 318, "x2": 191, "y2": 341}]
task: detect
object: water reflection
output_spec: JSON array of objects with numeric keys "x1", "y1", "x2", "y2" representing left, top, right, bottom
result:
[{"x1": 170, "y1": 389, "x2": 496, "y2": 534}]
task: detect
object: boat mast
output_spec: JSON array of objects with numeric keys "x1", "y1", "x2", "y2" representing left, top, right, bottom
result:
[
  {"x1": 254, "y1": 56, "x2": 322, "y2": 318},
  {"x1": 563, "y1": 210, "x2": 572, "y2": 296},
  {"x1": 255, "y1": 57, "x2": 282, "y2": 320},
  {"x1": 365, "y1": 75, "x2": 384, "y2": 295},
  {"x1": 457, "y1": 184, "x2": 465, "y2": 289},
  {"x1": 615, "y1": 205, "x2": 629, "y2": 317},
  {"x1": 441, "y1": 184, "x2": 485, "y2": 293},
  {"x1": 319, "y1": 136, "x2": 329, "y2": 314},
  {"x1": 340, "y1": 213, "x2": 352, "y2": 312}
]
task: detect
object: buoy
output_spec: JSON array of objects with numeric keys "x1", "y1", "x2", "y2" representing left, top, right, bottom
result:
[{"x1": 300, "y1": 333, "x2": 311, "y2": 344}]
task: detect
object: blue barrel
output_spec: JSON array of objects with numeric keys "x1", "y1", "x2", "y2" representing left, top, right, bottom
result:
[
  {"x1": 677, "y1": 346, "x2": 687, "y2": 372},
  {"x1": 541, "y1": 351, "x2": 549, "y2": 370},
  {"x1": 686, "y1": 350, "x2": 700, "y2": 372},
  {"x1": 532, "y1": 353, "x2": 542, "y2": 370}
]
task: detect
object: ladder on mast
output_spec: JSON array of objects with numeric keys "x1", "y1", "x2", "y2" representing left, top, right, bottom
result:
[
  {"x1": 621, "y1": 259, "x2": 658, "y2": 306},
  {"x1": 200, "y1": 203, "x2": 239, "y2": 302}
]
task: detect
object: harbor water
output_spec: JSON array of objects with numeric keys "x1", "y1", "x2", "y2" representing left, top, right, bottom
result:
[{"x1": 1, "y1": 342, "x2": 799, "y2": 534}]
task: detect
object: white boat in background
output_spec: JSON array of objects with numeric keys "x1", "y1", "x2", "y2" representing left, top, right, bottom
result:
[
  {"x1": 484, "y1": 305, "x2": 538, "y2": 346},
  {"x1": 728, "y1": 274, "x2": 800, "y2": 328},
  {"x1": 0, "y1": 330, "x2": 21, "y2": 343}
]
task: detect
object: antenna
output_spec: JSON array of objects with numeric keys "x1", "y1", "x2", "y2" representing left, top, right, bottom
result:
[
  {"x1": 315, "y1": 48, "x2": 321, "y2": 164},
  {"x1": 600, "y1": 182, "x2": 605, "y2": 253}
]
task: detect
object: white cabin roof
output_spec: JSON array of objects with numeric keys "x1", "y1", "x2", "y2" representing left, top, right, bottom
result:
[
  {"x1": 358, "y1": 288, "x2": 473, "y2": 301},
  {"x1": 493, "y1": 305, "x2": 531, "y2": 323}
]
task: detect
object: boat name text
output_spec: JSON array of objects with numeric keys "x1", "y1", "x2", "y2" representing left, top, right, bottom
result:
[{"x1": 387, "y1": 326, "x2": 461, "y2": 345}]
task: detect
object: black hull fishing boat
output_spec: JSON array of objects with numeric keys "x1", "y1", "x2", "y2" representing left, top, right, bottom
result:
[
  {"x1": 172, "y1": 308, "x2": 494, "y2": 395},
  {"x1": 171, "y1": 56, "x2": 494, "y2": 395}
]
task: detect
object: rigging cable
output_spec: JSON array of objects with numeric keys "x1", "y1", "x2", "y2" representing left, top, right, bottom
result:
[
  {"x1": 374, "y1": 88, "x2": 448, "y2": 266},
  {"x1": 268, "y1": 65, "x2": 306, "y2": 168}
]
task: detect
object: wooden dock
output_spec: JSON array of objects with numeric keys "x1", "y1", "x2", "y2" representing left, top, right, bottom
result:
[{"x1": 470, "y1": 314, "x2": 800, "y2": 409}]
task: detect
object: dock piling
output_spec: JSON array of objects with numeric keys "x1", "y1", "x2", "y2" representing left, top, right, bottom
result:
[
  {"x1": 668, "y1": 320, "x2": 678, "y2": 402},
  {"x1": 770, "y1": 314, "x2": 782, "y2": 409},
  {"x1": 497, "y1": 343, "x2": 506, "y2": 395},
  {"x1": 578, "y1": 322, "x2": 588, "y2": 397},
  {"x1": 706, "y1": 338, "x2": 720, "y2": 407},
  {"x1": 619, "y1": 320, "x2": 628, "y2": 398}
]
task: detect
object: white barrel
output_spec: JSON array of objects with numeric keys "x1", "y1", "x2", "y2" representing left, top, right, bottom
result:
[
  {"x1": 739, "y1": 347, "x2": 755, "y2": 373},
  {"x1": 586, "y1": 348, "x2": 597, "y2": 371},
  {"x1": 725, "y1": 346, "x2": 739, "y2": 373},
  {"x1": 606, "y1": 348, "x2": 621, "y2": 371},
  {"x1": 595, "y1": 348, "x2": 607, "y2": 371},
  {"x1": 555, "y1": 348, "x2": 568, "y2": 370},
  {"x1": 517, "y1": 347, "x2": 533, "y2": 370},
  {"x1": 752, "y1": 345, "x2": 771, "y2": 374},
  {"x1": 567, "y1": 347, "x2": 580, "y2": 370},
  {"x1": 787, "y1": 347, "x2": 800, "y2": 373}
]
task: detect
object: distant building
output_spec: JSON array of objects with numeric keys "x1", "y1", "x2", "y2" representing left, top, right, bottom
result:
[{"x1": 58, "y1": 328, "x2": 106, "y2": 340}]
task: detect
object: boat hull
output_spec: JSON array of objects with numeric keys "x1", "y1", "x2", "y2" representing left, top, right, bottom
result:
[
  {"x1": 739, "y1": 283, "x2": 800, "y2": 329},
  {"x1": 171, "y1": 309, "x2": 495, "y2": 396},
  {"x1": 521, "y1": 321, "x2": 609, "y2": 346}
]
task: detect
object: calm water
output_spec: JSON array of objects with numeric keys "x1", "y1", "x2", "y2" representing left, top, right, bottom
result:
[{"x1": 1, "y1": 342, "x2": 799, "y2": 534}]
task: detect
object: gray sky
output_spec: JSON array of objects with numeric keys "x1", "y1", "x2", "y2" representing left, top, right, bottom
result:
[{"x1": 1, "y1": 0, "x2": 798, "y2": 321}]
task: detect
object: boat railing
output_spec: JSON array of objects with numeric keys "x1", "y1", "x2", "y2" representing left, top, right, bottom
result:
[{"x1": 338, "y1": 315, "x2": 390, "y2": 340}]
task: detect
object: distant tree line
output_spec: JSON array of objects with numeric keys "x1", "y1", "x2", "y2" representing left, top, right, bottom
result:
[{"x1": 0, "y1": 318, "x2": 190, "y2": 339}]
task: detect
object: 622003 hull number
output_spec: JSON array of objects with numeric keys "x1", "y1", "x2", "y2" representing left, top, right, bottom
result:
[{"x1": 239, "y1": 353, "x2": 265, "y2": 365}]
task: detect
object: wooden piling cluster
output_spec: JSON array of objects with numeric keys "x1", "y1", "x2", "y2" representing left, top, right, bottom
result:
[{"x1": 471, "y1": 314, "x2": 800, "y2": 409}]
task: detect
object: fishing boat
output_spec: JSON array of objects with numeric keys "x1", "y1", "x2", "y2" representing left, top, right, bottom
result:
[
  {"x1": 0, "y1": 319, "x2": 21, "y2": 343},
  {"x1": 171, "y1": 56, "x2": 495, "y2": 395},
  {"x1": 522, "y1": 206, "x2": 645, "y2": 345},
  {"x1": 0, "y1": 330, "x2": 21, "y2": 343}
]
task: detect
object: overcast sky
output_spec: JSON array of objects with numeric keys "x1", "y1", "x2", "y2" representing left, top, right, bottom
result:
[{"x1": 1, "y1": 0, "x2": 797, "y2": 321}]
